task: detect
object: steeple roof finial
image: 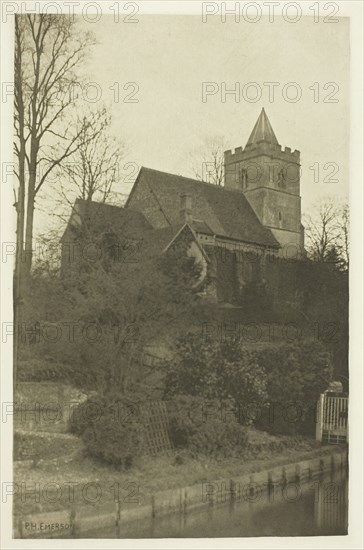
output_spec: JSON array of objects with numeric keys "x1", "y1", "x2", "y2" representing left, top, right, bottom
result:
[{"x1": 246, "y1": 108, "x2": 279, "y2": 147}]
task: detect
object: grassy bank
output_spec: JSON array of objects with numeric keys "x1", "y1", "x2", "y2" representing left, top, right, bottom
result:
[{"x1": 13, "y1": 429, "x2": 343, "y2": 517}]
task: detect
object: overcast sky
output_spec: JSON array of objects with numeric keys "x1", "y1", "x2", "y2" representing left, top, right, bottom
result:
[{"x1": 36, "y1": 14, "x2": 349, "y2": 236}]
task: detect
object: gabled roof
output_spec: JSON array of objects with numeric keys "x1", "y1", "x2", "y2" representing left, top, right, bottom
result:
[
  {"x1": 246, "y1": 108, "x2": 279, "y2": 147},
  {"x1": 60, "y1": 200, "x2": 209, "y2": 263},
  {"x1": 136, "y1": 223, "x2": 210, "y2": 262},
  {"x1": 191, "y1": 220, "x2": 215, "y2": 235},
  {"x1": 127, "y1": 168, "x2": 279, "y2": 248},
  {"x1": 136, "y1": 225, "x2": 182, "y2": 259},
  {"x1": 61, "y1": 199, "x2": 152, "y2": 243}
]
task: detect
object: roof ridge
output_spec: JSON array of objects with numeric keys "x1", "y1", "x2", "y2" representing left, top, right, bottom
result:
[
  {"x1": 75, "y1": 198, "x2": 152, "y2": 218},
  {"x1": 75, "y1": 198, "x2": 124, "y2": 211},
  {"x1": 140, "y1": 166, "x2": 246, "y2": 194},
  {"x1": 144, "y1": 224, "x2": 184, "y2": 234}
]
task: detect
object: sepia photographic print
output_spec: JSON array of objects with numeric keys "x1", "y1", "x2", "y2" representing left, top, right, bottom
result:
[{"x1": 0, "y1": 1, "x2": 363, "y2": 548}]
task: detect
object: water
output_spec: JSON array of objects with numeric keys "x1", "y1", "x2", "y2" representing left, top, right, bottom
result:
[{"x1": 94, "y1": 469, "x2": 348, "y2": 538}]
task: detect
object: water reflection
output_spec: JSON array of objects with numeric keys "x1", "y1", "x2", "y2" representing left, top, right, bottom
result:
[{"x1": 95, "y1": 468, "x2": 348, "y2": 538}]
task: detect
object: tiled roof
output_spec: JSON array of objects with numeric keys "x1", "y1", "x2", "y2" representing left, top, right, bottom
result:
[
  {"x1": 191, "y1": 220, "x2": 215, "y2": 235},
  {"x1": 76, "y1": 199, "x2": 152, "y2": 236},
  {"x1": 137, "y1": 225, "x2": 183, "y2": 259},
  {"x1": 133, "y1": 168, "x2": 279, "y2": 248},
  {"x1": 61, "y1": 199, "x2": 153, "y2": 243},
  {"x1": 137, "y1": 223, "x2": 210, "y2": 262},
  {"x1": 61, "y1": 200, "x2": 207, "y2": 262}
]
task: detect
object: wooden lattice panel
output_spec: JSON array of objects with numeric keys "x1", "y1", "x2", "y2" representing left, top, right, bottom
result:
[{"x1": 143, "y1": 401, "x2": 172, "y2": 455}]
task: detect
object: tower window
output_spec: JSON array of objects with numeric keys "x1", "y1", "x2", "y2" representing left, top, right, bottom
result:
[
  {"x1": 241, "y1": 168, "x2": 248, "y2": 189},
  {"x1": 278, "y1": 168, "x2": 285, "y2": 188},
  {"x1": 278, "y1": 211, "x2": 282, "y2": 221}
]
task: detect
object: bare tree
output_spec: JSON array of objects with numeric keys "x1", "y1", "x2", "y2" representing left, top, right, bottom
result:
[
  {"x1": 13, "y1": 14, "x2": 97, "y2": 384},
  {"x1": 304, "y1": 198, "x2": 349, "y2": 269},
  {"x1": 338, "y1": 203, "x2": 350, "y2": 269},
  {"x1": 58, "y1": 108, "x2": 123, "y2": 208},
  {"x1": 14, "y1": 14, "x2": 96, "y2": 279},
  {"x1": 190, "y1": 135, "x2": 227, "y2": 186}
]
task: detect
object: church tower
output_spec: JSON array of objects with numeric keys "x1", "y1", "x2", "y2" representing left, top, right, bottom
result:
[{"x1": 224, "y1": 109, "x2": 304, "y2": 251}]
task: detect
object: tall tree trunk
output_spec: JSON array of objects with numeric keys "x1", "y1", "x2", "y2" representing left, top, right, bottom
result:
[
  {"x1": 14, "y1": 160, "x2": 25, "y2": 387},
  {"x1": 14, "y1": 16, "x2": 26, "y2": 386},
  {"x1": 24, "y1": 188, "x2": 36, "y2": 276},
  {"x1": 23, "y1": 18, "x2": 41, "y2": 276}
]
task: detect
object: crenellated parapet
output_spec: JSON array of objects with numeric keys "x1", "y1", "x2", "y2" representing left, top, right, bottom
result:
[{"x1": 224, "y1": 142, "x2": 300, "y2": 165}]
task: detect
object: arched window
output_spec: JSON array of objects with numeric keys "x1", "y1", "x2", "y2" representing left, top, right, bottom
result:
[
  {"x1": 278, "y1": 211, "x2": 282, "y2": 221},
  {"x1": 278, "y1": 168, "x2": 285, "y2": 188}
]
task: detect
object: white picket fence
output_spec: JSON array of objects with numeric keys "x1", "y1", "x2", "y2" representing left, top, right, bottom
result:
[{"x1": 316, "y1": 394, "x2": 348, "y2": 444}]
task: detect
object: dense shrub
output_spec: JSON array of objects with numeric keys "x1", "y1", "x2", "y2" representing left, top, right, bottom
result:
[
  {"x1": 164, "y1": 334, "x2": 333, "y2": 437},
  {"x1": 69, "y1": 393, "x2": 147, "y2": 469},
  {"x1": 163, "y1": 334, "x2": 268, "y2": 412},
  {"x1": 254, "y1": 340, "x2": 332, "y2": 436},
  {"x1": 167, "y1": 395, "x2": 249, "y2": 457}
]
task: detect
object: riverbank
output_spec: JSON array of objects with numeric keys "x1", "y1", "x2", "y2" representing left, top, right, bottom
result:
[
  {"x1": 13, "y1": 429, "x2": 344, "y2": 514},
  {"x1": 13, "y1": 441, "x2": 347, "y2": 538}
]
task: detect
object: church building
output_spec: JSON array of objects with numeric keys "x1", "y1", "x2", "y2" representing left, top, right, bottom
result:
[{"x1": 61, "y1": 109, "x2": 304, "y2": 302}]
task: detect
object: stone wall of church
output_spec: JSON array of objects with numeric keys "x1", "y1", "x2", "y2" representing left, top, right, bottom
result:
[
  {"x1": 206, "y1": 246, "x2": 308, "y2": 308},
  {"x1": 245, "y1": 187, "x2": 301, "y2": 233},
  {"x1": 224, "y1": 144, "x2": 300, "y2": 195}
]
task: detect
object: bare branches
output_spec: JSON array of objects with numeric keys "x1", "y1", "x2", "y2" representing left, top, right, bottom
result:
[
  {"x1": 59, "y1": 108, "x2": 123, "y2": 204},
  {"x1": 339, "y1": 203, "x2": 350, "y2": 269},
  {"x1": 13, "y1": 14, "x2": 96, "y2": 276},
  {"x1": 304, "y1": 198, "x2": 349, "y2": 270},
  {"x1": 190, "y1": 135, "x2": 227, "y2": 186}
]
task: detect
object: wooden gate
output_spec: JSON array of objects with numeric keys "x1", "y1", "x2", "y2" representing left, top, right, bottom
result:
[{"x1": 316, "y1": 394, "x2": 348, "y2": 444}]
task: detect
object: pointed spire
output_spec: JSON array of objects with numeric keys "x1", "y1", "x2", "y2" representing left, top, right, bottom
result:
[{"x1": 245, "y1": 108, "x2": 279, "y2": 147}]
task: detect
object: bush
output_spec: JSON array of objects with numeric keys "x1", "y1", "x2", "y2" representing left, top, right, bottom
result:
[
  {"x1": 167, "y1": 395, "x2": 249, "y2": 457},
  {"x1": 163, "y1": 334, "x2": 268, "y2": 414},
  {"x1": 255, "y1": 340, "x2": 332, "y2": 436},
  {"x1": 164, "y1": 335, "x2": 332, "y2": 437},
  {"x1": 69, "y1": 393, "x2": 147, "y2": 469}
]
